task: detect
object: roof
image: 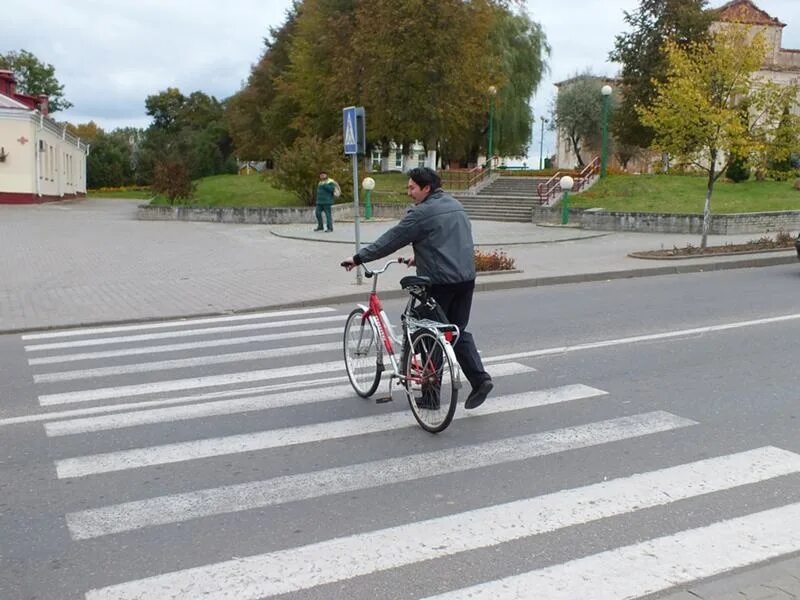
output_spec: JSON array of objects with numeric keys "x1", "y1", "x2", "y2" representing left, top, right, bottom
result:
[
  {"x1": 715, "y1": 0, "x2": 785, "y2": 27},
  {"x1": 0, "y1": 90, "x2": 30, "y2": 110}
]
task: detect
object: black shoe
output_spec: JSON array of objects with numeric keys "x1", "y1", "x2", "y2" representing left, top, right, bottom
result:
[
  {"x1": 325, "y1": 228, "x2": 333, "y2": 232},
  {"x1": 313, "y1": 227, "x2": 323, "y2": 231},
  {"x1": 464, "y1": 379, "x2": 493, "y2": 409}
]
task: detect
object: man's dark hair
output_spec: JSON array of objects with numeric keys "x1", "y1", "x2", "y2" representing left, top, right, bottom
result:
[{"x1": 407, "y1": 167, "x2": 441, "y2": 191}]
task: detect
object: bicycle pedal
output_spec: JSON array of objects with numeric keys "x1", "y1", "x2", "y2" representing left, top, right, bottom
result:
[{"x1": 375, "y1": 396, "x2": 393, "y2": 404}]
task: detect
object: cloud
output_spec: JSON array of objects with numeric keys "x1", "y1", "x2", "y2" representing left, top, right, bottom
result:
[{"x1": 3, "y1": 0, "x2": 799, "y2": 164}]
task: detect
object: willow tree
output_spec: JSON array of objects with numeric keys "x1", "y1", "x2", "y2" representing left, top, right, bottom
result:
[
  {"x1": 640, "y1": 26, "x2": 799, "y2": 248},
  {"x1": 485, "y1": 9, "x2": 549, "y2": 160}
]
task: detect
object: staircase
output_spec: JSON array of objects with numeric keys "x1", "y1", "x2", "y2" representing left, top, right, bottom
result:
[{"x1": 453, "y1": 176, "x2": 550, "y2": 222}]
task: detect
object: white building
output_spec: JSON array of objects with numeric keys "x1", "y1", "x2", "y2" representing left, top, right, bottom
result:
[{"x1": 0, "y1": 70, "x2": 87, "y2": 203}]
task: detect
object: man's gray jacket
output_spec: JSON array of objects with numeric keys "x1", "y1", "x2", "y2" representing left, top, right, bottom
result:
[{"x1": 354, "y1": 189, "x2": 476, "y2": 284}]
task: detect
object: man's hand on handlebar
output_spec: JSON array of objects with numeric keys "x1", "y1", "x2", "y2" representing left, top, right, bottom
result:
[{"x1": 340, "y1": 256, "x2": 414, "y2": 272}]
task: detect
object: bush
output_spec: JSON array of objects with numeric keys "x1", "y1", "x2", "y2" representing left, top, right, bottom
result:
[
  {"x1": 474, "y1": 249, "x2": 516, "y2": 272},
  {"x1": 152, "y1": 161, "x2": 194, "y2": 203},
  {"x1": 271, "y1": 135, "x2": 352, "y2": 206},
  {"x1": 726, "y1": 154, "x2": 750, "y2": 183}
]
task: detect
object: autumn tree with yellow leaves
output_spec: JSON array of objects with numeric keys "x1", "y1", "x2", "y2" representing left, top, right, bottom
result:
[{"x1": 639, "y1": 26, "x2": 799, "y2": 248}]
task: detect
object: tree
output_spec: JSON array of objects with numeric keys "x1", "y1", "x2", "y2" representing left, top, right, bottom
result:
[
  {"x1": 225, "y1": 3, "x2": 300, "y2": 159},
  {"x1": 609, "y1": 0, "x2": 712, "y2": 150},
  {"x1": 486, "y1": 9, "x2": 550, "y2": 159},
  {"x1": 764, "y1": 102, "x2": 800, "y2": 179},
  {"x1": 145, "y1": 88, "x2": 187, "y2": 131},
  {"x1": 639, "y1": 26, "x2": 800, "y2": 248},
  {"x1": 0, "y1": 49, "x2": 73, "y2": 112},
  {"x1": 271, "y1": 135, "x2": 352, "y2": 205},
  {"x1": 139, "y1": 88, "x2": 235, "y2": 183},
  {"x1": 553, "y1": 73, "x2": 614, "y2": 167}
]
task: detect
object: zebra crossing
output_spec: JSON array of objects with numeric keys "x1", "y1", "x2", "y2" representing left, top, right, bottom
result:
[{"x1": 10, "y1": 306, "x2": 800, "y2": 599}]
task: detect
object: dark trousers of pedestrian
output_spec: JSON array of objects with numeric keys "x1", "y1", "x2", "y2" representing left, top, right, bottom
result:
[
  {"x1": 315, "y1": 204, "x2": 333, "y2": 230},
  {"x1": 428, "y1": 279, "x2": 491, "y2": 390}
]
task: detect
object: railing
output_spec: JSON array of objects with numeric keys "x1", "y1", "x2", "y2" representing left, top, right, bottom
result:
[
  {"x1": 440, "y1": 166, "x2": 491, "y2": 192},
  {"x1": 536, "y1": 156, "x2": 600, "y2": 204}
]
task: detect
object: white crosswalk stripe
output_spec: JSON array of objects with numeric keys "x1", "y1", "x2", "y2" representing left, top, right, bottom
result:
[
  {"x1": 55, "y1": 384, "x2": 607, "y2": 478},
  {"x1": 82, "y1": 448, "x2": 800, "y2": 600},
  {"x1": 14, "y1": 308, "x2": 800, "y2": 600},
  {"x1": 66, "y1": 411, "x2": 694, "y2": 540}
]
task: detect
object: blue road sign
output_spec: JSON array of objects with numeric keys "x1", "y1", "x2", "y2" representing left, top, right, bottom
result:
[{"x1": 343, "y1": 106, "x2": 357, "y2": 155}]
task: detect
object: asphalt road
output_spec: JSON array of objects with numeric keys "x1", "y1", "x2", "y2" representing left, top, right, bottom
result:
[{"x1": 1, "y1": 263, "x2": 799, "y2": 600}]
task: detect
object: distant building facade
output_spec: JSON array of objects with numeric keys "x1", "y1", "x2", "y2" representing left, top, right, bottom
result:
[{"x1": 0, "y1": 70, "x2": 88, "y2": 203}]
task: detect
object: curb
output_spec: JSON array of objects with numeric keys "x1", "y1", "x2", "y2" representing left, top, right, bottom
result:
[
  {"x1": 2, "y1": 254, "x2": 796, "y2": 336},
  {"x1": 629, "y1": 247, "x2": 797, "y2": 260},
  {"x1": 268, "y1": 229, "x2": 610, "y2": 246}
]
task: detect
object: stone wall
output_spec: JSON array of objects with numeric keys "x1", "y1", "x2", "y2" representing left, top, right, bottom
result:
[
  {"x1": 532, "y1": 206, "x2": 800, "y2": 234},
  {"x1": 137, "y1": 203, "x2": 353, "y2": 224}
]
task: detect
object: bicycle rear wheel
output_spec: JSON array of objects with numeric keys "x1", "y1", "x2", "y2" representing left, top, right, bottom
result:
[
  {"x1": 343, "y1": 308, "x2": 382, "y2": 397},
  {"x1": 404, "y1": 330, "x2": 457, "y2": 433}
]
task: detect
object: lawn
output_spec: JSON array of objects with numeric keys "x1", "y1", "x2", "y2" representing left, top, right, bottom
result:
[
  {"x1": 573, "y1": 173, "x2": 800, "y2": 213},
  {"x1": 146, "y1": 172, "x2": 411, "y2": 207},
  {"x1": 150, "y1": 173, "x2": 301, "y2": 207}
]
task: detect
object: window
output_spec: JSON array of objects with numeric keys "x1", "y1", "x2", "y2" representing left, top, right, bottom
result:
[{"x1": 394, "y1": 150, "x2": 403, "y2": 169}]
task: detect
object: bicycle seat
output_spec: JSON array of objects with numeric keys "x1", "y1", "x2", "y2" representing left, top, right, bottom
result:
[{"x1": 400, "y1": 275, "x2": 431, "y2": 290}]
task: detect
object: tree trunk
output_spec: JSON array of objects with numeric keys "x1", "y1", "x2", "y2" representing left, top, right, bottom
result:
[
  {"x1": 570, "y1": 135, "x2": 584, "y2": 167},
  {"x1": 701, "y1": 152, "x2": 718, "y2": 249}
]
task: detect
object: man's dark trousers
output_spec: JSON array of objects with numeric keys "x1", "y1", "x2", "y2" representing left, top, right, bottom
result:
[
  {"x1": 315, "y1": 204, "x2": 332, "y2": 230},
  {"x1": 429, "y1": 279, "x2": 490, "y2": 389}
]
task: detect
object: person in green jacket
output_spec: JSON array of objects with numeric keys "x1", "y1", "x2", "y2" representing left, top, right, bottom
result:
[{"x1": 315, "y1": 171, "x2": 338, "y2": 232}]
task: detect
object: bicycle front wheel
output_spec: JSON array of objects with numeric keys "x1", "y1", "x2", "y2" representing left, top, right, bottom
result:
[
  {"x1": 404, "y1": 330, "x2": 458, "y2": 433},
  {"x1": 343, "y1": 308, "x2": 382, "y2": 397}
]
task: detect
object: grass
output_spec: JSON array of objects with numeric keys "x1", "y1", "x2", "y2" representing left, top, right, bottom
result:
[
  {"x1": 95, "y1": 171, "x2": 800, "y2": 213},
  {"x1": 150, "y1": 173, "x2": 301, "y2": 207},
  {"x1": 573, "y1": 173, "x2": 800, "y2": 214},
  {"x1": 148, "y1": 172, "x2": 413, "y2": 207}
]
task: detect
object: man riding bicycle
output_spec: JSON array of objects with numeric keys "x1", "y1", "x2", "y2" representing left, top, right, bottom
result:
[{"x1": 341, "y1": 167, "x2": 493, "y2": 410}]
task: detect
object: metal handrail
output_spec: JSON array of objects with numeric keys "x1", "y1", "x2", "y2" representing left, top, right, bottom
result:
[{"x1": 536, "y1": 156, "x2": 601, "y2": 203}]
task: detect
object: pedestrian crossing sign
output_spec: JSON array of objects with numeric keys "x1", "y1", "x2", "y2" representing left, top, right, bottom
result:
[{"x1": 342, "y1": 106, "x2": 365, "y2": 155}]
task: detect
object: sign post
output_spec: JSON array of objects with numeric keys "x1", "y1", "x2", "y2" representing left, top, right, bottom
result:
[{"x1": 343, "y1": 106, "x2": 365, "y2": 284}]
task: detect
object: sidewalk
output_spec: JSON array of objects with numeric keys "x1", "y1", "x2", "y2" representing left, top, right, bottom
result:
[
  {"x1": 1, "y1": 198, "x2": 799, "y2": 597},
  {"x1": 0, "y1": 198, "x2": 796, "y2": 333}
]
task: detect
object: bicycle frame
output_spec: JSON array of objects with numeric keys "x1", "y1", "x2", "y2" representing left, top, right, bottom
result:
[{"x1": 353, "y1": 259, "x2": 462, "y2": 390}]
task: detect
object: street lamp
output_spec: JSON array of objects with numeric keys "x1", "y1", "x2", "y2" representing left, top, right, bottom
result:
[
  {"x1": 600, "y1": 84, "x2": 613, "y2": 178},
  {"x1": 539, "y1": 116, "x2": 547, "y2": 171},
  {"x1": 487, "y1": 85, "x2": 497, "y2": 171},
  {"x1": 560, "y1": 175, "x2": 574, "y2": 225},
  {"x1": 362, "y1": 176, "x2": 375, "y2": 220}
]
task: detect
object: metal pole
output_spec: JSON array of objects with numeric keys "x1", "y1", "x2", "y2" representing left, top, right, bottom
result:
[
  {"x1": 487, "y1": 95, "x2": 494, "y2": 172},
  {"x1": 364, "y1": 189, "x2": 372, "y2": 220},
  {"x1": 352, "y1": 154, "x2": 362, "y2": 285},
  {"x1": 601, "y1": 93, "x2": 610, "y2": 178},
  {"x1": 561, "y1": 190, "x2": 570, "y2": 225},
  {"x1": 539, "y1": 116, "x2": 545, "y2": 170}
]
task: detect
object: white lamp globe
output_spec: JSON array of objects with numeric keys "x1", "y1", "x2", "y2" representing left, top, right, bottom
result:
[
  {"x1": 601, "y1": 84, "x2": 613, "y2": 96},
  {"x1": 362, "y1": 177, "x2": 376, "y2": 191},
  {"x1": 560, "y1": 175, "x2": 575, "y2": 191}
]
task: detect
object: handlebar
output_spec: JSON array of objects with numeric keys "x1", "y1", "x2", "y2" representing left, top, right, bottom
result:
[{"x1": 340, "y1": 257, "x2": 412, "y2": 278}]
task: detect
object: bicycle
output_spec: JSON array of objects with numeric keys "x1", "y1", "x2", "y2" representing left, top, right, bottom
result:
[{"x1": 340, "y1": 258, "x2": 462, "y2": 433}]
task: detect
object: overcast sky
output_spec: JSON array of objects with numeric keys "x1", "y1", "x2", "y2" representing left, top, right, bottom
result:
[{"x1": 4, "y1": 0, "x2": 800, "y2": 164}]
